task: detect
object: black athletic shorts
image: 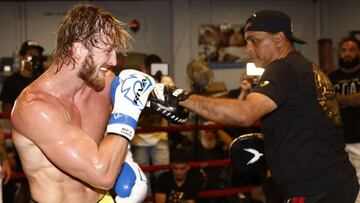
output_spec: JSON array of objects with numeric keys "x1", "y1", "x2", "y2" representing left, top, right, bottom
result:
[{"x1": 284, "y1": 177, "x2": 359, "y2": 203}]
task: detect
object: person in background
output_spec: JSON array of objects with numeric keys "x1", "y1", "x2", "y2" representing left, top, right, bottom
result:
[
  {"x1": 154, "y1": 148, "x2": 204, "y2": 203},
  {"x1": 1, "y1": 40, "x2": 45, "y2": 112},
  {"x1": 0, "y1": 127, "x2": 11, "y2": 203},
  {"x1": 328, "y1": 37, "x2": 360, "y2": 203},
  {"x1": 132, "y1": 54, "x2": 174, "y2": 194},
  {"x1": 3, "y1": 145, "x2": 18, "y2": 203},
  {"x1": 195, "y1": 120, "x2": 232, "y2": 203},
  {"x1": 0, "y1": 39, "x2": 45, "y2": 203},
  {"x1": 140, "y1": 54, "x2": 174, "y2": 85},
  {"x1": 227, "y1": 72, "x2": 257, "y2": 100}
]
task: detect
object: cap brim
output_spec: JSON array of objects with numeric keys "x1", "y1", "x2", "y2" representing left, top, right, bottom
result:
[{"x1": 289, "y1": 36, "x2": 306, "y2": 44}]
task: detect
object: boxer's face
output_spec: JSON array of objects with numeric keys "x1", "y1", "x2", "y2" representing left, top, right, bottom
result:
[
  {"x1": 339, "y1": 40, "x2": 360, "y2": 70},
  {"x1": 78, "y1": 35, "x2": 117, "y2": 91},
  {"x1": 245, "y1": 31, "x2": 277, "y2": 68}
]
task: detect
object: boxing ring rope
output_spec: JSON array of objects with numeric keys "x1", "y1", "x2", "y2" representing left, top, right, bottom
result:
[
  {"x1": 141, "y1": 158, "x2": 252, "y2": 201},
  {"x1": 1, "y1": 112, "x2": 256, "y2": 199},
  {"x1": 0, "y1": 112, "x2": 10, "y2": 119},
  {"x1": 141, "y1": 159, "x2": 231, "y2": 172}
]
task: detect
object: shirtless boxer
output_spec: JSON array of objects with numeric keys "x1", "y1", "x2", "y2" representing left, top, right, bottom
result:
[{"x1": 10, "y1": 4, "x2": 152, "y2": 203}]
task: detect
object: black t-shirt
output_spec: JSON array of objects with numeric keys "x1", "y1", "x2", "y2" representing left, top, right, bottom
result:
[
  {"x1": 195, "y1": 138, "x2": 227, "y2": 189},
  {"x1": 0, "y1": 72, "x2": 33, "y2": 105},
  {"x1": 252, "y1": 51, "x2": 356, "y2": 197},
  {"x1": 328, "y1": 67, "x2": 360, "y2": 143},
  {"x1": 195, "y1": 137, "x2": 226, "y2": 161},
  {"x1": 155, "y1": 170, "x2": 204, "y2": 203}
]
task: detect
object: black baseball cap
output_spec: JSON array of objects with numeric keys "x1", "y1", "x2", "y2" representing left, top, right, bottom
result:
[
  {"x1": 245, "y1": 10, "x2": 306, "y2": 44},
  {"x1": 19, "y1": 40, "x2": 44, "y2": 56}
]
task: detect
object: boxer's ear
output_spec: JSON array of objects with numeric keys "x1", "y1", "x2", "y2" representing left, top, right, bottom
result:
[{"x1": 72, "y1": 42, "x2": 84, "y2": 60}]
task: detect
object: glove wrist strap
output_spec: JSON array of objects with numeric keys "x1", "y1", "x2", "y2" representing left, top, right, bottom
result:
[{"x1": 107, "y1": 113, "x2": 138, "y2": 141}]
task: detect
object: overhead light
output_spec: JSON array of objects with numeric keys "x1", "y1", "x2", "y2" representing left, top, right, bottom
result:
[{"x1": 3, "y1": 65, "x2": 11, "y2": 72}]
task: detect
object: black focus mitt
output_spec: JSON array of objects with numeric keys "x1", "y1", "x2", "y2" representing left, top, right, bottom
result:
[
  {"x1": 147, "y1": 83, "x2": 191, "y2": 124},
  {"x1": 229, "y1": 133, "x2": 267, "y2": 174}
]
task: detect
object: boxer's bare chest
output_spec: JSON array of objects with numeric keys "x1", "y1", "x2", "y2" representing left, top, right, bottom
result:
[{"x1": 74, "y1": 90, "x2": 111, "y2": 143}]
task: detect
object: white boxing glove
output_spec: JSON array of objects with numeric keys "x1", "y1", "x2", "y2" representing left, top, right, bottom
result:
[
  {"x1": 107, "y1": 69, "x2": 155, "y2": 141},
  {"x1": 114, "y1": 151, "x2": 148, "y2": 203}
]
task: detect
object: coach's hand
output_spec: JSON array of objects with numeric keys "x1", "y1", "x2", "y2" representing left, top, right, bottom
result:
[
  {"x1": 147, "y1": 83, "x2": 191, "y2": 124},
  {"x1": 107, "y1": 69, "x2": 155, "y2": 141}
]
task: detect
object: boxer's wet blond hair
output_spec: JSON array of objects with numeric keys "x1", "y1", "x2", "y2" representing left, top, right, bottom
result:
[{"x1": 52, "y1": 4, "x2": 131, "y2": 72}]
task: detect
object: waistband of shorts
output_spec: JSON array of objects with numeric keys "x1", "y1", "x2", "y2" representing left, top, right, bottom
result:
[
  {"x1": 30, "y1": 191, "x2": 114, "y2": 203},
  {"x1": 98, "y1": 191, "x2": 114, "y2": 203}
]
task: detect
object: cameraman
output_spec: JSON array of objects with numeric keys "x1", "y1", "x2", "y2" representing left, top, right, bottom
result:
[
  {"x1": 0, "y1": 40, "x2": 45, "y2": 202},
  {"x1": 1, "y1": 40, "x2": 45, "y2": 112}
]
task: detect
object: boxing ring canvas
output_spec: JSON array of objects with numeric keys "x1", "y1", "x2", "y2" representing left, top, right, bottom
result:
[{"x1": 198, "y1": 24, "x2": 250, "y2": 69}]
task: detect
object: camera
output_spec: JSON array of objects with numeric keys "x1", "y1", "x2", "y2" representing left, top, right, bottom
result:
[{"x1": 28, "y1": 55, "x2": 46, "y2": 78}]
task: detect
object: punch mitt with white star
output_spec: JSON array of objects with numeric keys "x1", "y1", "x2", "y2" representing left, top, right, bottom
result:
[{"x1": 229, "y1": 133, "x2": 267, "y2": 174}]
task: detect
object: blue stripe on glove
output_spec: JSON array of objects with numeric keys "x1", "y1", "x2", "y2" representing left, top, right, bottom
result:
[
  {"x1": 110, "y1": 76, "x2": 120, "y2": 104},
  {"x1": 108, "y1": 113, "x2": 138, "y2": 130}
]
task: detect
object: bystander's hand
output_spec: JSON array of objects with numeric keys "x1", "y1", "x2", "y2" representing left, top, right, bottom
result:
[{"x1": 2, "y1": 158, "x2": 12, "y2": 184}]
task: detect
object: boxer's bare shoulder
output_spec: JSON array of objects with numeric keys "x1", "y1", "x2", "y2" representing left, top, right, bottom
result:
[{"x1": 12, "y1": 87, "x2": 75, "y2": 136}]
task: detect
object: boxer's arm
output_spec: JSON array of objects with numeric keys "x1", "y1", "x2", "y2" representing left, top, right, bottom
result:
[
  {"x1": 11, "y1": 69, "x2": 155, "y2": 190},
  {"x1": 179, "y1": 92, "x2": 277, "y2": 127},
  {"x1": 12, "y1": 98, "x2": 127, "y2": 189}
]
